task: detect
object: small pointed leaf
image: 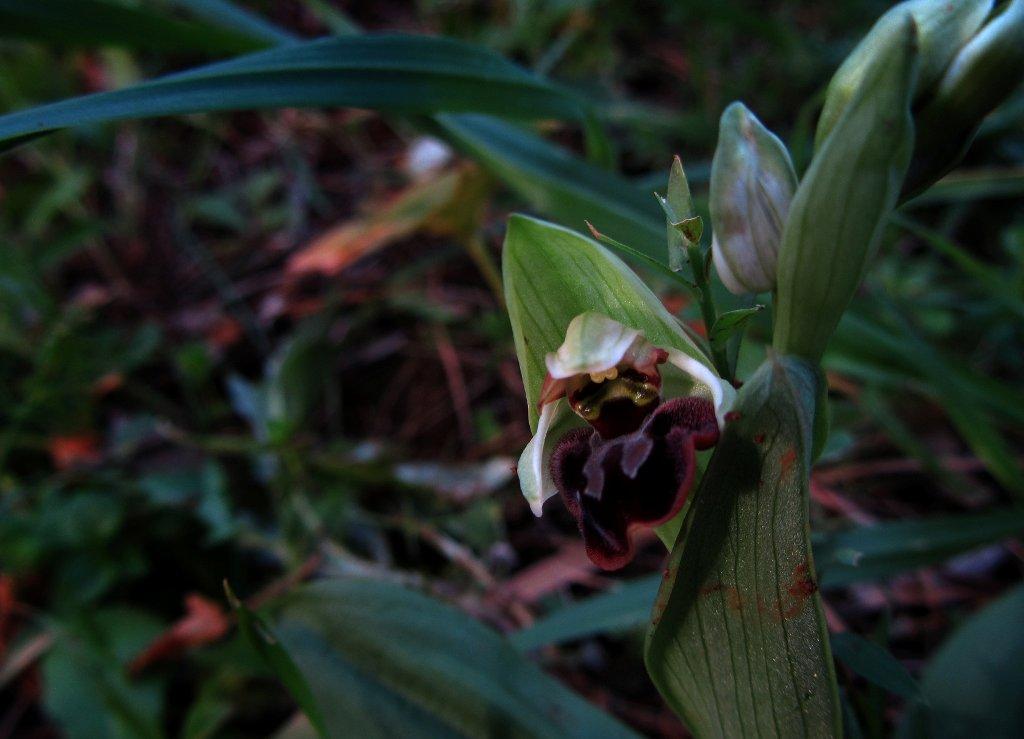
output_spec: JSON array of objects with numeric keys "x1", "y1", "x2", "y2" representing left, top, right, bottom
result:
[{"x1": 709, "y1": 305, "x2": 764, "y2": 349}]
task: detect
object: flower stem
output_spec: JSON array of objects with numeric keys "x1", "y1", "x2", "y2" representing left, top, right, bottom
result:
[{"x1": 686, "y1": 242, "x2": 731, "y2": 381}]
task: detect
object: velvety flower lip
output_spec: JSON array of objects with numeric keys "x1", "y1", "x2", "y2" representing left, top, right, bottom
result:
[
  {"x1": 518, "y1": 312, "x2": 735, "y2": 518},
  {"x1": 550, "y1": 396, "x2": 719, "y2": 570}
]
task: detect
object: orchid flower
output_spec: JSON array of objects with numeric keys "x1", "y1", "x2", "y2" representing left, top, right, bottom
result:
[{"x1": 519, "y1": 312, "x2": 736, "y2": 570}]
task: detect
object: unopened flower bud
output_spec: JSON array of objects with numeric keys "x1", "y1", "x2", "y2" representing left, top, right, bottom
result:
[
  {"x1": 816, "y1": 0, "x2": 992, "y2": 148},
  {"x1": 709, "y1": 102, "x2": 796, "y2": 295},
  {"x1": 904, "y1": 0, "x2": 1024, "y2": 196}
]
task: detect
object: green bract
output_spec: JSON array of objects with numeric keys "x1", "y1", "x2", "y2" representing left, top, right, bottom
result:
[
  {"x1": 645, "y1": 354, "x2": 840, "y2": 738},
  {"x1": 815, "y1": 0, "x2": 991, "y2": 148},
  {"x1": 773, "y1": 14, "x2": 918, "y2": 361},
  {"x1": 709, "y1": 102, "x2": 797, "y2": 295},
  {"x1": 503, "y1": 215, "x2": 734, "y2": 515}
]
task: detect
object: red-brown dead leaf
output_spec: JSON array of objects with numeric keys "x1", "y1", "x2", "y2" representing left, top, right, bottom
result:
[
  {"x1": 287, "y1": 170, "x2": 466, "y2": 279},
  {"x1": 128, "y1": 594, "x2": 230, "y2": 676},
  {"x1": 48, "y1": 434, "x2": 102, "y2": 470}
]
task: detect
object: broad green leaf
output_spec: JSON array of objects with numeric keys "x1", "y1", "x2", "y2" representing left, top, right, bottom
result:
[
  {"x1": 901, "y1": 584, "x2": 1024, "y2": 738},
  {"x1": 645, "y1": 354, "x2": 841, "y2": 738},
  {"x1": 439, "y1": 115, "x2": 664, "y2": 258},
  {"x1": 814, "y1": 508, "x2": 1024, "y2": 587},
  {"x1": 709, "y1": 306, "x2": 764, "y2": 349},
  {"x1": 275, "y1": 579, "x2": 640, "y2": 739},
  {"x1": 0, "y1": 0, "x2": 265, "y2": 53},
  {"x1": 774, "y1": 17, "x2": 917, "y2": 360},
  {"x1": 503, "y1": 214, "x2": 715, "y2": 429},
  {"x1": 226, "y1": 583, "x2": 328, "y2": 739},
  {"x1": 0, "y1": 35, "x2": 588, "y2": 152},
  {"x1": 829, "y1": 632, "x2": 920, "y2": 700}
]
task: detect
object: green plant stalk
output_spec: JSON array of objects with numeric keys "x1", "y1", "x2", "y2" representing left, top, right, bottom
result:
[{"x1": 686, "y1": 241, "x2": 730, "y2": 380}]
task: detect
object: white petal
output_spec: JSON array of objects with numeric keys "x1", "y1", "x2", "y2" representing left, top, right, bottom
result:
[
  {"x1": 664, "y1": 348, "x2": 737, "y2": 428},
  {"x1": 546, "y1": 312, "x2": 642, "y2": 379},
  {"x1": 518, "y1": 400, "x2": 564, "y2": 517}
]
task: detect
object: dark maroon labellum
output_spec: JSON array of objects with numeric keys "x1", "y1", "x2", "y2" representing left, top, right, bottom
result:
[{"x1": 550, "y1": 396, "x2": 719, "y2": 570}]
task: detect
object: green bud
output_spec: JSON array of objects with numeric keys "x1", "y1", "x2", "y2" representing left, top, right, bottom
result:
[
  {"x1": 904, "y1": 0, "x2": 1024, "y2": 197},
  {"x1": 815, "y1": 0, "x2": 991, "y2": 149},
  {"x1": 774, "y1": 15, "x2": 918, "y2": 361},
  {"x1": 709, "y1": 102, "x2": 797, "y2": 295}
]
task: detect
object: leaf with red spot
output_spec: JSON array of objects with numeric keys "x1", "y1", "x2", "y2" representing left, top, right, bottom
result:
[{"x1": 645, "y1": 354, "x2": 840, "y2": 737}]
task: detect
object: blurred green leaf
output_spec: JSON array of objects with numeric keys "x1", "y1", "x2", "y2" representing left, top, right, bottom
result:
[
  {"x1": 829, "y1": 632, "x2": 920, "y2": 700},
  {"x1": 275, "y1": 579, "x2": 639, "y2": 738},
  {"x1": 901, "y1": 584, "x2": 1024, "y2": 738},
  {"x1": 904, "y1": 167, "x2": 1024, "y2": 206},
  {"x1": 439, "y1": 115, "x2": 664, "y2": 257},
  {"x1": 168, "y1": 0, "x2": 298, "y2": 46},
  {"x1": 511, "y1": 577, "x2": 661, "y2": 652},
  {"x1": 43, "y1": 609, "x2": 165, "y2": 739},
  {"x1": 814, "y1": 508, "x2": 1024, "y2": 588},
  {"x1": 891, "y1": 214, "x2": 1024, "y2": 321},
  {"x1": 227, "y1": 583, "x2": 328, "y2": 739},
  {"x1": 0, "y1": 35, "x2": 588, "y2": 152},
  {"x1": 646, "y1": 355, "x2": 841, "y2": 738},
  {"x1": 0, "y1": 0, "x2": 265, "y2": 53}
]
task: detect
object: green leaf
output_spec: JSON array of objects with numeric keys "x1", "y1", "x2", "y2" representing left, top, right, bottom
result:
[
  {"x1": 709, "y1": 306, "x2": 764, "y2": 349},
  {"x1": 275, "y1": 578, "x2": 640, "y2": 739},
  {"x1": 902, "y1": 167, "x2": 1024, "y2": 206},
  {"x1": 829, "y1": 632, "x2": 920, "y2": 700},
  {"x1": 774, "y1": 16, "x2": 917, "y2": 360},
  {"x1": 438, "y1": 115, "x2": 664, "y2": 258},
  {"x1": 42, "y1": 609, "x2": 164, "y2": 739},
  {"x1": 502, "y1": 214, "x2": 714, "y2": 429},
  {"x1": 511, "y1": 576, "x2": 661, "y2": 652},
  {"x1": 226, "y1": 582, "x2": 328, "y2": 739},
  {"x1": 0, "y1": 35, "x2": 587, "y2": 152},
  {"x1": 645, "y1": 354, "x2": 841, "y2": 738},
  {"x1": 901, "y1": 584, "x2": 1024, "y2": 738},
  {"x1": 814, "y1": 508, "x2": 1024, "y2": 588},
  {"x1": 168, "y1": 0, "x2": 298, "y2": 45},
  {"x1": 0, "y1": 0, "x2": 265, "y2": 53}
]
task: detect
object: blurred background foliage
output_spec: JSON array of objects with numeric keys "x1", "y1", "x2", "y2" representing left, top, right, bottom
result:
[{"x1": 0, "y1": 1, "x2": 1021, "y2": 737}]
